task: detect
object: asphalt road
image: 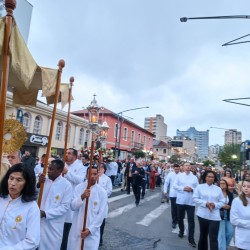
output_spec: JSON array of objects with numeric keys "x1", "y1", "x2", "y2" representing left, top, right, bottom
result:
[{"x1": 99, "y1": 186, "x2": 237, "y2": 250}]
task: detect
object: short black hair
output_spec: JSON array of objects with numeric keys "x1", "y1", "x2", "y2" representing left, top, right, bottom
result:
[
  {"x1": 0, "y1": 163, "x2": 37, "y2": 202},
  {"x1": 68, "y1": 148, "x2": 77, "y2": 157},
  {"x1": 82, "y1": 154, "x2": 90, "y2": 160},
  {"x1": 86, "y1": 166, "x2": 98, "y2": 175},
  {"x1": 51, "y1": 159, "x2": 64, "y2": 171},
  {"x1": 173, "y1": 163, "x2": 180, "y2": 168}
]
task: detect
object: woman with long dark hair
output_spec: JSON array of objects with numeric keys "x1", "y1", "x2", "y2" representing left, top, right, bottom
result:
[
  {"x1": 230, "y1": 178, "x2": 250, "y2": 250},
  {"x1": 0, "y1": 163, "x2": 40, "y2": 249},
  {"x1": 217, "y1": 179, "x2": 234, "y2": 250},
  {"x1": 193, "y1": 170, "x2": 225, "y2": 250}
]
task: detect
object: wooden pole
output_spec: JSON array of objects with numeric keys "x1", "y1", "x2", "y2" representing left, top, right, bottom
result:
[
  {"x1": 81, "y1": 135, "x2": 95, "y2": 250},
  {"x1": 63, "y1": 76, "x2": 74, "y2": 163},
  {"x1": 37, "y1": 59, "x2": 65, "y2": 207},
  {"x1": 0, "y1": 0, "x2": 16, "y2": 173}
]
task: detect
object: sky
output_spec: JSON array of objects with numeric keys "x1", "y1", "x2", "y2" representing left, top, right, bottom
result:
[{"x1": 12, "y1": 0, "x2": 250, "y2": 145}]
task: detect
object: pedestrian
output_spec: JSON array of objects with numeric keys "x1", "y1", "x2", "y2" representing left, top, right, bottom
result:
[
  {"x1": 6, "y1": 150, "x2": 21, "y2": 166},
  {"x1": 125, "y1": 158, "x2": 136, "y2": 194},
  {"x1": 37, "y1": 159, "x2": 72, "y2": 250},
  {"x1": 230, "y1": 177, "x2": 250, "y2": 250},
  {"x1": 164, "y1": 163, "x2": 180, "y2": 229},
  {"x1": 21, "y1": 150, "x2": 35, "y2": 170},
  {"x1": 121, "y1": 159, "x2": 127, "y2": 191},
  {"x1": 237, "y1": 172, "x2": 250, "y2": 194},
  {"x1": 132, "y1": 159, "x2": 145, "y2": 206},
  {"x1": 173, "y1": 162, "x2": 199, "y2": 248},
  {"x1": 0, "y1": 163, "x2": 40, "y2": 249},
  {"x1": 222, "y1": 169, "x2": 236, "y2": 193},
  {"x1": 193, "y1": 170, "x2": 224, "y2": 250},
  {"x1": 98, "y1": 163, "x2": 112, "y2": 246},
  {"x1": 67, "y1": 167, "x2": 107, "y2": 250},
  {"x1": 149, "y1": 163, "x2": 157, "y2": 191},
  {"x1": 60, "y1": 148, "x2": 86, "y2": 250},
  {"x1": 34, "y1": 154, "x2": 46, "y2": 179},
  {"x1": 218, "y1": 179, "x2": 234, "y2": 250}
]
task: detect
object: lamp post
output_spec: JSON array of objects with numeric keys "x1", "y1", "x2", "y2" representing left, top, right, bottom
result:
[{"x1": 115, "y1": 106, "x2": 149, "y2": 159}]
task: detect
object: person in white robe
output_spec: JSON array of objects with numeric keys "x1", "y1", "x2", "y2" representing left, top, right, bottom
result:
[
  {"x1": 67, "y1": 167, "x2": 107, "y2": 250},
  {"x1": 0, "y1": 163, "x2": 40, "y2": 250},
  {"x1": 98, "y1": 163, "x2": 112, "y2": 246},
  {"x1": 37, "y1": 159, "x2": 72, "y2": 250},
  {"x1": 60, "y1": 148, "x2": 86, "y2": 250},
  {"x1": 0, "y1": 155, "x2": 10, "y2": 183}
]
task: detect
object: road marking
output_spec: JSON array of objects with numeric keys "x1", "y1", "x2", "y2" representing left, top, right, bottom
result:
[
  {"x1": 136, "y1": 204, "x2": 169, "y2": 226},
  {"x1": 108, "y1": 193, "x2": 133, "y2": 203},
  {"x1": 108, "y1": 193, "x2": 159, "y2": 218}
]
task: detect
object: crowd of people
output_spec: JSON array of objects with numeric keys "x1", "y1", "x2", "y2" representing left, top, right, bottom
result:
[{"x1": 0, "y1": 149, "x2": 250, "y2": 250}]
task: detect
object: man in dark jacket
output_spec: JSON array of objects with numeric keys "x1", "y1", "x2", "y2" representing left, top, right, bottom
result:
[{"x1": 21, "y1": 150, "x2": 35, "y2": 170}]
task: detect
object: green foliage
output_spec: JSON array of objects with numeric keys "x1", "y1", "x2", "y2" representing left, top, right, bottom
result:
[
  {"x1": 202, "y1": 160, "x2": 215, "y2": 167},
  {"x1": 132, "y1": 150, "x2": 146, "y2": 159},
  {"x1": 169, "y1": 154, "x2": 181, "y2": 164},
  {"x1": 218, "y1": 144, "x2": 241, "y2": 169}
]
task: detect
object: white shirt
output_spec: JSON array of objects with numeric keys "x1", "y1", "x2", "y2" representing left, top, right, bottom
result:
[
  {"x1": 173, "y1": 172, "x2": 199, "y2": 206},
  {"x1": 39, "y1": 176, "x2": 72, "y2": 250},
  {"x1": 164, "y1": 171, "x2": 179, "y2": 197},
  {"x1": 64, "y1": 160, "x2": 86, "y2": 223},
  {"x1": 98, "y1": 174, "x2": 113, "y2": 218},
  {"x1": 230, "y1": 197, "x2": 250, "y2": 250},
  {"x1": 0, "y1": 195, "x2": 40, "y2": 250},
  {"x1": 67, "y1": 182, "x2": 107, "y2": 250},
  {"x1": 109, "y1": 161, "x2": 118, "y2": 176},
  {"x1": 34, "y1": 163, "x2": 43, "y2": 178},
  {"x1": 192, "y1": 183, "x2": 224, "y2": 221}
]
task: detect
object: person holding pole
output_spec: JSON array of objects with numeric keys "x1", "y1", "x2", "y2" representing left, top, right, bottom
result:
[
  {"x1": 67, "y1": 166, "x2": 107, "y2": 250},
  {"x1": 37, "y1": 159, "x2": 72, "y2": 250},
  {"x1": 60, "y1": 148, "x2": 86, "y2": 250}
]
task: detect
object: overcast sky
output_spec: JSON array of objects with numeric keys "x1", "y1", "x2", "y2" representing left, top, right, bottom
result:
[{"x1": 15, "y1": 0, "x2": 250, "y2": 145}]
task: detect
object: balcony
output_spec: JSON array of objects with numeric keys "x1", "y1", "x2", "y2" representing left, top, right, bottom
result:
[{"x1": 130, "y1": 141, "x2": 144, "y2": 150}]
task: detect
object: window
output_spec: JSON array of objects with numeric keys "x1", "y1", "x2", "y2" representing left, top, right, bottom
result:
[
  {"x1": 33, "y1": 115, "x2": 42, "y2": 134},
  {"x1": 64, "y1": 125, "x2": 71, "y2": 142},
  {"x1": 138, "y1": 133, "x2": 141, "y2": 143},
  {"x1": 123, "y1": 127, "x2": 128, "y2": 140},
  {"x1": 114, "y1": 123, "x2": 120, "y2": 138},
  {"x1": 163, "y1": 149, "x2": 167, "y2": 154},
  {"x1": 143, "y1": 136, "x2": 146, "y2": 146},
  {"x1": 23, "y1": 112, "x2": 31, "y2": 132},
  {"x1": 148, "y1": 138, "x2": 151, "y2": 147},
  {"x1": 79, "y1": 128, "x2": 84, "y2": 145},
  {"x1": 84, "y1": 130, "x2": 90, "y2": 148},
  {"x1": 55, "y1": 121, "x2": 63, "y2": 141},
  {"x1": 131, "y1": 131, "x2": 135, "y2": 143}
]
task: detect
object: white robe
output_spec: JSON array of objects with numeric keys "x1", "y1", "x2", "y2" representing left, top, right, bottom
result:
[
  {"x1": 0, "y1": 195, "x2": 40, "y2": 250},
  {"x1": 64, "y1": 160, "x2": 86, "y2": 223},
  {"x1": 67, "y1": 182, "x2": 107, "y2": 250},
  {"x1": 98, "y1": 174, "x2": 112, "y2": 218},
  {"x1": 39, "y1": 176, "x2": 72, "y2": 250}
]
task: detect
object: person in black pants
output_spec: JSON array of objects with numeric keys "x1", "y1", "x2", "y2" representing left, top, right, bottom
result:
[
  {"x1": 125, "y1": 158, "x2": 136, "y2": 194},
  {"x1": 131, "y1": 160, "x2": 145, "y2": 206}
]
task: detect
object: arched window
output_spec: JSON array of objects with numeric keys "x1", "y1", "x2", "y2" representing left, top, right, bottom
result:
[
  {"x1": 33, "y1": 115, "x2": 42, "y2": 134},
  {"x1": 79, "y1": 128, "x2": 84, "y2": 145},
  {"x1": 64, "y1": 125, "x2": 71, "y2": 143},
  {"x1": 23, "y1": 112, "x2": 31, "y2": 132},
  {"x1": 84, "y1": 130, "x2": 90, "y2": 147},
  {"x1": 55, "y1": 121, "x2": 63, "y2": 141}
]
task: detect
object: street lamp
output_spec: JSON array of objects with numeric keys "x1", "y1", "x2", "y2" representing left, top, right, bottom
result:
[{"x1": 115, "y1": 106, "x2": 149, "y2": 158}]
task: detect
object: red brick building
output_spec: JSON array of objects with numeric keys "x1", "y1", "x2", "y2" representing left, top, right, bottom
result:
[{"x1": 72, "y1": 107, "x2": 154, "y2": 160}]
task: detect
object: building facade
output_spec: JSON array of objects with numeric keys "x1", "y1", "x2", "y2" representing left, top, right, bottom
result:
[
  {"x1": 144, "y1": 114, "x2": 167, "y2": 141},
  {"x1": 224, "y1": 129, "x2": 242, "y2": 145},
  {"x1": 72, "y1": 108, "x2": 154, "y2": 160},
  {"x1": 6, "y1": 92, "x2": 89, "y2": 158},
  {"x1": 176, "y1": 127, "x2": 209, "y2": 160}
]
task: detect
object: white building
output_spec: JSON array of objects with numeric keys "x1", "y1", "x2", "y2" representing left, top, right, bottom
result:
[
  {"x1": 224, "y1": 129, "x2": 242, "y2": 145},
  {"x1": 6, "y1": 92, "x2": 90, "y2": 158},
  {"x1": 144, "y1": 114, "x2": 167, "y2": 141}
]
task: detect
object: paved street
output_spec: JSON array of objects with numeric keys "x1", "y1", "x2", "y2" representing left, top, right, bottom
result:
[{"x1": 99, "y1": 186, "x2": 237, "y2": 250}]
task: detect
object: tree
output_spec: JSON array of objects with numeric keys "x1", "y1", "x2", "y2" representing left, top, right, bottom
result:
[
  {"x1": 169, "y1": 154, "x2": 181, "y2": 164},
  {"x1": 218, "y1": 144, "x2": 241, "y2": 170},
  {"x1": 132, "y1": 150, "x2": 146, "y2": 159}
]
